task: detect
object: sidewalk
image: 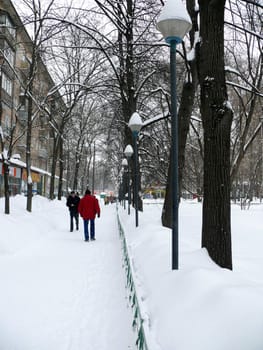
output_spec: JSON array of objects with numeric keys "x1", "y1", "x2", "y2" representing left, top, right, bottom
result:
[{"x1": 0, "y1": 196, "x2": 136, "y2": 350}]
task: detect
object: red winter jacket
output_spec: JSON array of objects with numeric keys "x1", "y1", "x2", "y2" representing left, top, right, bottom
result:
[{"x1": 78, "y1": 194, "x2": 100, "y2": 220}]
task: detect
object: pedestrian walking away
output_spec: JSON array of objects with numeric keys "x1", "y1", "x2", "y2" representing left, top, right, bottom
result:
[
  {"x1": 66, "y1": 191, "x2": 80, "y2": 232},
  {"x1": 78, "y1": 189, "x2": 100, "y2": 242}
]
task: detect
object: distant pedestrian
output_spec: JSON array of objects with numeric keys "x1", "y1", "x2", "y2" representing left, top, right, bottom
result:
[
  {"x1": 78, "y1": 189, "x2": 100, "y2": 241},
  {"x1": 66, "y1": 191, "x2": 80, "y2": 232}
]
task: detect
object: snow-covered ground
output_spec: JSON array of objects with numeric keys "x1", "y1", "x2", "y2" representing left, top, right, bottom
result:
[
  {"x1": 1, "y1": 195, "x2": 263, "y2": 350},
  {"x1": 0, "y1": 195, "x2": 136, "y2": 350},
  {"x1": 118, "y1": 199, "x2": 263, "y2": 350}
]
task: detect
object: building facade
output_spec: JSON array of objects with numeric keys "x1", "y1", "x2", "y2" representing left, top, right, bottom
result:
[{"x1": 0, "y1": 0, "x2": 63, "y2": 197}]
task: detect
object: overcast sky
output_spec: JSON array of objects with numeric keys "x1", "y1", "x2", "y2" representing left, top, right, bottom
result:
[{"x1": 12, "y1": 0, "x2": 94, "y2": 18}]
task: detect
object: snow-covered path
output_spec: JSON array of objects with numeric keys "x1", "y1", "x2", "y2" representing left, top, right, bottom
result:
[{"x1": 0, "y1": 196, "x2": 136, "y2": 350}]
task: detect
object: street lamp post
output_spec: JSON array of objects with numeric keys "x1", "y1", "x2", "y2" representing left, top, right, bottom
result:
[
  {"x1": 121, "y1": 158, "x2": 128, "y2": 210},
  {"x1": 128, "y1": 112, "x2": 143, "y2": 227},
  {"x1": 124, "y1": 144, "x2": 134, "y2": 215},
  {"x1": 157, "y1": 0, "x2": 192, "y2": 270}
]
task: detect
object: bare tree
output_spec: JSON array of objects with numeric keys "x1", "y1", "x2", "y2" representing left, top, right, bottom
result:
[
  {"x1": 15, "y1": 0, "x2": 66, "y2": 211},
  {"x1": 44, "y1": 22, "x2": 107, "y2": 199},
  {"x1": 226, "y1": 0, "x2": 263, "y2": 183},
  {"x1": 197, "y1": 0, "x2": 233, "y2": 269}
]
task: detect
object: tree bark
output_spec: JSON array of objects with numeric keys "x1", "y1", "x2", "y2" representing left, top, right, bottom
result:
[
  {"x1": 198, "y1": 0, "x2": 233, "y2": 269},
  {"x1": 26, "y1": 90, "x2": 33, "y2": 212},
  {"x1": 3, "y1": 163, "x2": 10, "y2": 214},
  {"x1": 49, "y1": 135, "x2": 59, "y2": 200},
  {"x1": 57, "y1": 136, "x2": 64, "y2": 200}
]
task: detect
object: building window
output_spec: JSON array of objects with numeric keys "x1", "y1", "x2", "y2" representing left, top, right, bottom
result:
[
  {"x1": 4, "y1": 41, "x2": 15, "y2": 67},
  {"x1": 0, "y1": 13, "x2": 16, "y2": 38},
  {"x1": 2, "y1": 72, "x2": 12, "y2": 95},
  {"x1": 3, "y1": 115, "x2": 11, "y2": 136}
]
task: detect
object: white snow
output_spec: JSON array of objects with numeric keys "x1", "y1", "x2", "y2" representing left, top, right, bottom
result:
[
  {"x1": 2, "y1": 148, "x2": 8, "y2": 160},
  {"x1": 142, "y1": 113, "x2": 168, "y2": 128},
  {"x1": 0, "y1": 195, "x2": 136, "y2": 350},
  {"x1": 118, "y1": 199, "x2": 263, "y2": 350},
  {"x1": 1, "y1": 195, "x2": 263, "y2": 350},
  {"x1": 224, "y1": 100, "x2": 233, "y2": 111},
  {"x1": 0, "y1": 126, "x2": 4, "y2": 140},
  {"x1": 157, "y1": 0, "x2": 192, "y2": 23},
  {"x1": 28, "y1": 175, "x2": 33, "y2": 184},
  {"x1": 187, "y1": 31, "x2": 200, "y2": 61}
]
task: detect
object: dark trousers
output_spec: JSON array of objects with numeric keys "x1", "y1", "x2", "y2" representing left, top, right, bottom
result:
[
  {"x1": 83, "y1": 219, "x2": 95, "y2": 240},
  {"x1": 70, "y1": 211, "x2": 79, "y2": 231}
]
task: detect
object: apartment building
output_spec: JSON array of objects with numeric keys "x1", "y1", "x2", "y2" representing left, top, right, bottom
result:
[{"x1": 0, "y1": 0, "x2": 63, "y2": 196}]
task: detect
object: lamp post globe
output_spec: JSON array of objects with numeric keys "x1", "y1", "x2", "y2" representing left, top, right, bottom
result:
[
  {"x1": 156, "y1": 0, "x2": 192, "y2": 43},
  {"x1": 121, "y1": 158, "x2": 128, "y2": 167},
  {"x1": 128, "y1": 112, "x2": 143, "y2": 134},
  {"x1": 157, "y1": 0, "x2": 192, "y2": 270},
  {"x1": 124, "y1": 144, "x2": 134, "y2": 158}
]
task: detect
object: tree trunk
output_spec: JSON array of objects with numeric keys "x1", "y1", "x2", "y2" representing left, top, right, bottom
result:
[
  {"x1": 162, "y1": 150, "x2": 172, "y2": 227},
  {"x1": 198, "y1": 0, "x2": 233, "y2": 269},
  {"x1": 50, "y1": 136, "x2": 59, "y2": 200},
  {"x1": 26, "y1": 93, "x2": 33, "y2": 213},
  {"x1": 57, "y1": 137, "x2": 64, "y2": 200},
  {"x1": 0, "y1": 70, "x2": 10, "y2": 214},
  {"x1": 3, "y1": 163, "x2": 10, "y2": 214}
]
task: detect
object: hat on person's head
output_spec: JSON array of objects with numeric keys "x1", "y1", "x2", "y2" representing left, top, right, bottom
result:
[{"x1": 85, "y1": 189, "x2": 91, "y2": 195}]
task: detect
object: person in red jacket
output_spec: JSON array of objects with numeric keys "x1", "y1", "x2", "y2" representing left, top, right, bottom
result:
[{"x1": 78, "y1": 188, "x2": 100, "y2": 241}]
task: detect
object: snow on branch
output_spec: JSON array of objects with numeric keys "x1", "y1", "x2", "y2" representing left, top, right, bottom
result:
[
  {"x1": 191, "y1": 115, "x2": 202, "y2": 123},
  {"x1": 0, "y1": 126, "x2": 4, "y2": 142},
  {"x1": 142, "y1": 113, "x2": 170, "y2": 129},
  {"x1": 187, "y1": 31, "x2": 200, "y2": 62},
  {"x1": 226, "y1": 81, "x2": 263, "y2": 97}
]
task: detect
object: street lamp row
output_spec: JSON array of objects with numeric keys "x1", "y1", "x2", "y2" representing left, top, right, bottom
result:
[
  {"x1": 128, "y1": 112, "x2": 143, "y2": 227},
  {"x1": 121, "y1": 112, "x2": 143, "y2": 226},
  {"x1": 121, "y1": 0, "x2": 192, "y2": 270}
]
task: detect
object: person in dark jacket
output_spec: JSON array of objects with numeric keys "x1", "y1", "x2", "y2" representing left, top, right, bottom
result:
[
  {"x1": 66, "y1": 191, "x2": 80, "y2": 232},
  {"x1": 78, "y1": 188, "x2": 100, "y2": 241}
]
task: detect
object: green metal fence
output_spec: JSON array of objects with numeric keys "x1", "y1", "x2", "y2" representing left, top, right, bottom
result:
[{"x1": 117, "y1": 210, "x2": 149, "y2": 350}]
